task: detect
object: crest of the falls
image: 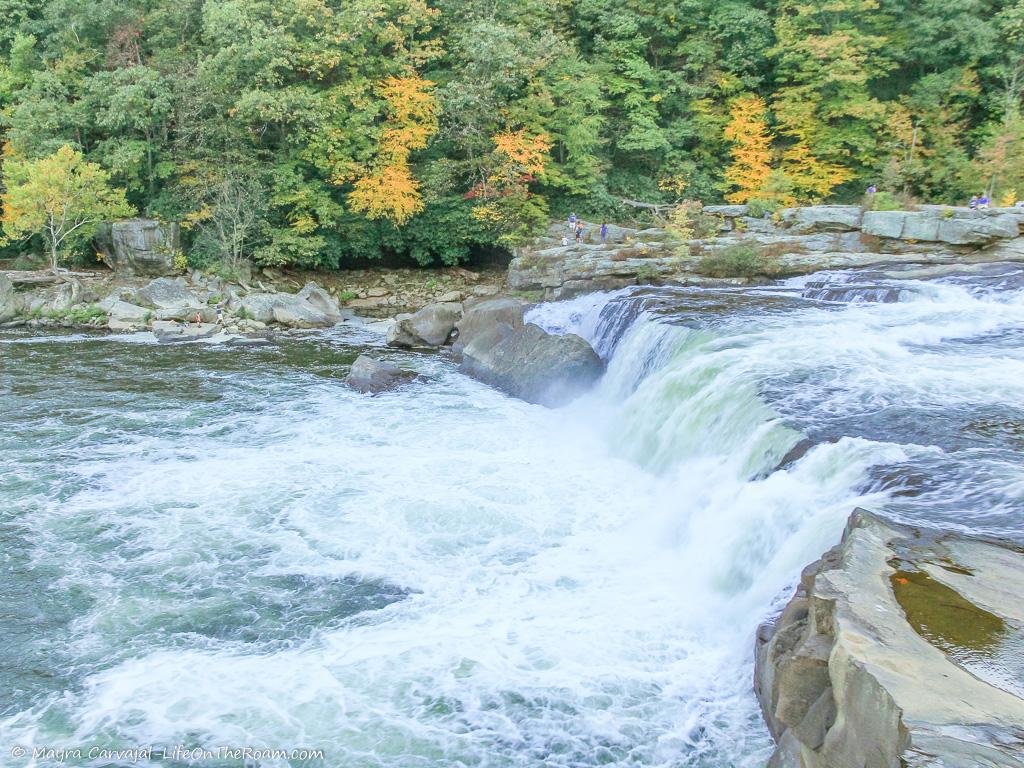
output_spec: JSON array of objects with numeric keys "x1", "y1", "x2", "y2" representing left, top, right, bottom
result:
[{"x1": 1, "y1": 264, "x2": 1022, "y2": 768}]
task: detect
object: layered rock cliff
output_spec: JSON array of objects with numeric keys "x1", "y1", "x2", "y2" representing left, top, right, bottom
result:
[
  {"x1": 509, "y1": 205, "x2": 1024, "y2": 299},
  {"x1": 755, "y1": 510, "x2": 1024, "y2": 768}
]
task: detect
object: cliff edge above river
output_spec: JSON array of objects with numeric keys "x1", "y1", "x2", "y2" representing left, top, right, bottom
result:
[{"x1": 756, "y1": 510, "x2": 1024, "y2": 768}]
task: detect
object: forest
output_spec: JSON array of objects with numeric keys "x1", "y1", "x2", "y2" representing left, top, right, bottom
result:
[{"x1": 1, "y1": 0, "x2": 1023, "y2": 270}]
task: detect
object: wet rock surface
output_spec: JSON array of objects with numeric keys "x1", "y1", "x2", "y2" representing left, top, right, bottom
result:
[
  {"x1": 386, "y1": 302, "x2": 463, "y2": 348},
  {"x1": 460, "y1": 322, "x2": 604, "y2": 407},
  {"x1": 345, "y1": 355, "x2": 418, "y2": 394},
  {"x1": 755, "y1": 509, "x2": 1024, "y2": 768}
]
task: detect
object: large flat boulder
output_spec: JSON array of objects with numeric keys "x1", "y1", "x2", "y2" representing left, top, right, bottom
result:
[
  {"x1": 238, "y1": 292, "x2": 335, "y2": 328},
  {"x1": 345, "y1": 355, "x2": 417, "y2": 393},
  {"x1": 461, "y1": 322, "x2": 604, "y2": 407},
  {"x1": 136, "y1": 278, "x2": 198, "y2": 310},
  {"x1": 862, "y1": 210, "x2": 1020, "y2": 245},
  {"x1": 755, "y1": 510, "x2": 1024, "y2": 768},
  {"x1": 97, "y1": 218, "x2": 181, "y2": 276},
  {"x1": 783, "y1": 205, "x2": 863, "y2": 233},
  {"x1": 387, "y1": 301, "x2": 463, "y2": 348},
  {"x1": 451, "y1": 297, "x2": 526, "y2": 359}
]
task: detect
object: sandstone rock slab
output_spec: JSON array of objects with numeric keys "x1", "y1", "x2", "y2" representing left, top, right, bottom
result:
[
  {"x1": 461, "y1": 322, "x2": 604, "y2": 407},
  {"x1": 755, "y1": 510, "x2": 1024, "y2": 768}
]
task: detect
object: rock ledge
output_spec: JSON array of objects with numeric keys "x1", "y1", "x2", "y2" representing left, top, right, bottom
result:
[{"x1": 755, "y1": 510, "x2": 1024, "y2": 768}]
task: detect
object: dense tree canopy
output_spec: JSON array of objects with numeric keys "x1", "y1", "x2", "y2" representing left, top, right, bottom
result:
[{"x1": 0, "y1": 0, "x2": 1021, "y2": 269}]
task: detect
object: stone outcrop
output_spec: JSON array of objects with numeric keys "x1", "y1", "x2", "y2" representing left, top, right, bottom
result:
[
  {"x1": 461, "y1": 322, "x2": 604, "y2": 407},
  {"x1": 97, "y1": 219, "x2": 181, "y2": 276},
  {"x1": 345, "y1": 355, "x2": 418, "y2": 393},
  {"x1": 755, "y1": 509, "x2": 1024, "y2": 768},
  {"x1": 386, "y1": 301, "x2": 463, "y2": 348},
  {"x1": 508, "y1": 206, "x2": 1024, "y2": 299},
  {"x1": 0, "y1": 274, "x2": 22, "y2": 323},
  {"x1": 451, "y1": 296, "x2": 526, "y2": 359}
]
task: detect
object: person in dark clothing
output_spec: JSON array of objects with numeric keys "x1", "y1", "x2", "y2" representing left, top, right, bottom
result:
[
  {"x1": 600, "y1": 222, "x2": 609, "y2": 242},
  {"x1": 575, "y1": 221, "x2": 584, "y2": 244}
]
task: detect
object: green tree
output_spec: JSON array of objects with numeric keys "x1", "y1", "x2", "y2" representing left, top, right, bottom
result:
[{"x1": 2, "y1": 144, "x2": 133, "y2": 271}]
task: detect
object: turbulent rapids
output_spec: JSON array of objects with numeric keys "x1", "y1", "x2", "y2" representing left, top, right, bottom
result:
[{"x1": 2, "y1": 263, "x2": 1024, "y2": 767}]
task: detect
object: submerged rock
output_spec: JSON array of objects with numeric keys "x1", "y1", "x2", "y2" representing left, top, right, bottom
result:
[
  {"x1": 461, "y1": 322, "x2": 604, "y2": 407},
  {"x1": 152, "y1": 321, "x2": 221, "y2": 343},
  {"x1": 386, "y1": 301, "x2": 463, "y2": 347},
  {"x1": 345, "y1": 355, "x2": 417, "y2": 393},
  {"x1": 755, "y1": 509, "x2": 1024, "y2": 768}
]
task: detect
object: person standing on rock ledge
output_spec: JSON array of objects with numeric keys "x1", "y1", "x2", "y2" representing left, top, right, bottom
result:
[
  {"x1": 568, "y1": 213, "x2": 577, "y2": 232},
  {"x1": 600, "y1": 222, "x2": 609, "y2": 242}
]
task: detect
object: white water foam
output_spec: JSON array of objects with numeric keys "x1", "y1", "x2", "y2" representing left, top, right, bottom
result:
[{"x1": 3, "y1": 272, "x2": 1024, "y2": 766}]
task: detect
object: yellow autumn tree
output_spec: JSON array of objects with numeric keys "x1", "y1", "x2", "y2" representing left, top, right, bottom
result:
[
  {"x1": 471, "y1": 129, "x2": 552, "y2": 246},
  {"x1": 781, "y1": 142, "x2": 854, "y2": 204},
  {"x1": 348, "y1": 75, "x2": 438, "y2": 225},
  {"x1": 2, "y1": 145, "x2": 134, "y2": 272},
  {"x1": 489, "y1": 129, "x2": 551, "y2": 189},
  {"x1": 723, "y1": 95, "x2": 773, "y2": 203}
]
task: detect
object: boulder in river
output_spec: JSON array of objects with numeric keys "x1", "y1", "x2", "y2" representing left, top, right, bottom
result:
[
  {"x1": 297, "y1": 281, "x2": 342, "y2": 322},
  {"x1": 345, "y1": 355, "x2": 418, "y2": 394},
  {"x1": 387, "y1": 301, "x2": 463, "y2": 348},
  {"x1": 451, "y1": 296, "x2": 526, "y2": 360},
  {"x1": 755, "y1": 509, "x2": 1024, "y2": 768},
  {"x1": 461, "y1": 322, "x2": 604, "y2": 407},
  {"x1": 152, "y1": 321, "x2": 221, "y2": 343}
]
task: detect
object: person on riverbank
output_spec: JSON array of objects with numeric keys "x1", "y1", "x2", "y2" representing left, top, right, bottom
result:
[
  {"x1": 575, "y1": 221, "x2": 584, "y2": 244},
  {"x1": 969, "y1": 195, "x2": 979, "y2": 209},
  {"x1": 600, "y1": 222, "x2": 609, "y2": 242},
  {"x1": 977, "y1": 194, "x2": 990, "y2": 209},
  {"x1": 568, "y1": 213, "x2": 577, "y2": 232}
]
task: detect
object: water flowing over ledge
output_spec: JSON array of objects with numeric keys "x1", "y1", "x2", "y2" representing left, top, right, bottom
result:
[{"x1": 2, "y1": 264, "x2": 1024, "y2": 766}]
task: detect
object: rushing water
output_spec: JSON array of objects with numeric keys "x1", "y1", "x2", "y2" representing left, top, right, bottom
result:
[{"x1": 2, "y1": 264, "x2": 1023, "y2": 768}]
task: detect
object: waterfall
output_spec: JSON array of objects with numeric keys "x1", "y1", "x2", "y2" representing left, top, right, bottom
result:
[{"x1": 3, "y1": 266, "x2": 1024, "y2": 767}]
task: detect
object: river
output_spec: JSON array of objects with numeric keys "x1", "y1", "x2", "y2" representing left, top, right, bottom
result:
[{"x1": 2, "y1": 264, "x2": 1023, "y2": 767}]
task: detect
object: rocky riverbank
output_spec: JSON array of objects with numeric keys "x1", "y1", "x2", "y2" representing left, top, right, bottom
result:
[
  {"x1": 0, "y1": 264, "x2": 506, "y2": 335},
  {"x1": 509, "y1": 205, "x2": 1024, "y2": 299},
  {"x1": 755, "y1": 510, "x2": 1024, "y2": 768}
]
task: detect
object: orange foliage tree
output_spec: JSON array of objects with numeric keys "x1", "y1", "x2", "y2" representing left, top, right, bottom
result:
[
  {"x1": 348, "y1": 75, "x2": 438, "y2": 225},
  {"x1": 723, "y1": 95, "x2": 773, "y2": 203}
]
